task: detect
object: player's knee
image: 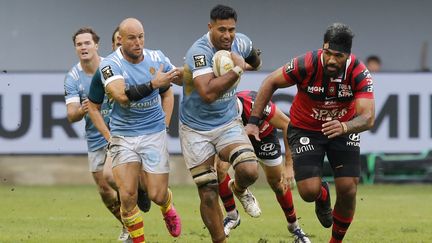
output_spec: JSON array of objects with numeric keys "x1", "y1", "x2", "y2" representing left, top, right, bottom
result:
[
  {"x1": 336, "y1": 183, "x2": 357, "y2": 200},
  {"x1": 267, "y1": 177, "x2": 284, "y2": 195},
  {"x1": 297, "y1": 182, "x2": 321, "y2": 202},
  {"x1": 147, "y1": 189, "x2": 167, "y2": 205},
  {"x1": 198, "y1": 185, "x2": 219, "y2": 207},
  {"x1": 229, "y1": 145, "x2": 258, "y2": 169},
  {"x1": 235, "y1": 161, "x2": 259, "y2": 184},
  {"x1": 190, "y1": 164, "x2": 218, "y2": 188}
]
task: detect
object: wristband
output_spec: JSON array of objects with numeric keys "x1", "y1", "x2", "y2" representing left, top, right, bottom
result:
[
  {"x1": 124, "y1": 82, "x2": 153, "y2": 101},
  {"x1": 341, "y1": 121, "x2": 348, "y2": 134},
  {"x1": 232, "y1": 66, "x2": 244, "y2": 77},
  {"x1": 248, "y1": 115, "x2": 261, "y2": 126}
]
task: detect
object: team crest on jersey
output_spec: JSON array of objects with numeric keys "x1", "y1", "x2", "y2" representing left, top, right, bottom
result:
[
  {"x1": 284, "y1": 59, "x2": 295, "y2": 74},
  {"x1": 149, "y1": 66, "x2": 156, "y2": 75},
  {"x1": 101, "y1": 66, "x2": 114, "y2": 80},
  {"x1": 193, "y1": 55, "x2": 206, "y2": 68}
]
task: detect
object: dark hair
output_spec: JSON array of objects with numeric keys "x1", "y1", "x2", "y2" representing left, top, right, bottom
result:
[
  {"x1": 210, "y1": 5, "x2": 237, "y2": 22},
  {"x1": 366, "y1": 55, "x2": 381, "y2": 64},
  {"x1": 323, "y1": 23, "x2": 354, "y2": 53},
  {"x1": 72, "y1": 27, "x2": 100, "y2": 45},
  {"x1": 111, "y1": 26, "x2": 120, "y2": 44}
]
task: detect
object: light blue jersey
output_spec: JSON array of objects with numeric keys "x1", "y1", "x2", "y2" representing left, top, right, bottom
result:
[
  {"x1": 100, "y1": 48, "x2": 174, "y2": 137},
  {"x1": 181, "y1": 32, "x2": 253, "y2": 131},
  {"x1": 64, "y1": 61, "x2": 110, "y2": 152}
]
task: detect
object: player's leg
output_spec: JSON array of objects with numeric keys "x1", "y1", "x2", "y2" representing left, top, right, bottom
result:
[
  {"x1": 179, "y1": 123, "x2": 226, "y2": 243},
  {"x1": 89, "y1": 148, "x2": 122, "y2": 222},
  {"x1": 110, "y1": 136, "x2": 145, "y2": 243},
  {"x1": 216, "y1": 157, "x2": 240, "y2": 236},
  {"x1": 217, "y1": 119, "x2": 260, "y2": 218},
  {"x1": 288, "y1": 125, "x2": 332, "y2": 228},
  {"x1": 327, "y1": 134, "x2": 361, "y2": 243},
  {"x1": 138, "y1": 130, "x2": 181, "y2": 238}
]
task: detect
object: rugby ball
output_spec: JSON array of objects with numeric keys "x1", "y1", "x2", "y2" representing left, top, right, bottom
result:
[{"x1": 212, "y1": 50, "x2": 234, "y2": 77}]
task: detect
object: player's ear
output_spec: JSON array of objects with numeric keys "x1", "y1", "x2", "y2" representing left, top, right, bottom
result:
[{"x1": 208, "y1": 22, "x2": 212, "y2": 31}]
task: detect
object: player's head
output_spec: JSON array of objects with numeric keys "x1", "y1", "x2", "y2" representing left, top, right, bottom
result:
[
  {"x1": 208, "y1": 5, "x2": 237, "y2": 51},
  {"x1": 118, "y1": 18, "x2": 144, "y2": 62},
  {"x1": 72, "y1": 27, "x2": 100, "y2": 62},
  {"x1": 111, "y1": 26, "x2": 121, "y2": 51},
  {"x1": 322, "y1": 23, "x2": 354, "y2": 78},
  {"x1": 366, "y1": 55, "x2": 381, "y2": 72}
]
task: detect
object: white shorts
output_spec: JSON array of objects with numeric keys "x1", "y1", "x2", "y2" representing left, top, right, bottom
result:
[
  {"x1": 87, "y1": 146, "x2": 107, "y2": 172},
  {"x1": 180, "y1": 118, "x2": 252, "y2": 169},
  {"x1": 109, "y1": 130, "x2": 170, "y2": 174}
]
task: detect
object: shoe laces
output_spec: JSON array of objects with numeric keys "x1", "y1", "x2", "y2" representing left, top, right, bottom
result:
[{"x1": 293, "y1": 228, "x2": 308, "y2": 243}]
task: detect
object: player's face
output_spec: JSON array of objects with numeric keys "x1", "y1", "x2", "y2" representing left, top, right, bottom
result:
[
  {"x1": 209, "y1": 18, "x2": 236, "y2": 51},
  {"x1": 74, "y1": 33, "x2": 98, "y2": 61},
  {"x1": 111, "y1": 31, "x2": 121, "y2": 51},
  {"x1": 322, "y1": 43, "x2": 349, "y2": 78},
  {"x1": 120, "y1": 27, "x2": 144, "y2": 61}
]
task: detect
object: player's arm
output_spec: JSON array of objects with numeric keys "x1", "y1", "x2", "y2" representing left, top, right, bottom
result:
[
  {"x1": 160, "y1": 86, "x2": 174, "y2": 127},
  {"x1": 267, "y1": 106, "x2": 295, "y2": 188},
  {"x1": 170, "y1": 67, "x2": 184, "y2": 86},
  {"x1": 322, "y1": 98, "x2": 375, "y2": 139},
  {"x1": 87, "y1": 71, "x2": 111, "y2": 141},
  {"x1": 245, "y1": 66, "x2": 294, "y2": 139},
  {"x1": 244, "y1": 48, "x2": 262, "y2": 71},
  {"x1": 194, "y1": 54, "x2": 245, "y2": 103},
  {"x1": 66, "y1": 101, "x2": 87, "y2": 123},
  {"x1": 87, "y1": 101, "x2": 110, "y2": 141}
]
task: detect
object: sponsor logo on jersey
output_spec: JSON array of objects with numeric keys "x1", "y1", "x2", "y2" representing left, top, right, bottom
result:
[
  {"x1": 311, "y1": 108, "x2": 348, "y2": 121},
  {"x1": 260, "y1": 143, "x2": 275, "y2": 152},
  {"x1": 284, "y1": 59, "x2": 295, "y2": 74},
  {"x1": 193, "y1": 55, "x2": 206, "y2": 68},
  {"x1": 338, "y1": 84, "x2": 353, "y2": 98},
  {"x1": 307, "y1": 86, "x2": 325, "y2": 93},
  {"x1": 101, "y1": 66, "x2": 114, "y2": 80}
]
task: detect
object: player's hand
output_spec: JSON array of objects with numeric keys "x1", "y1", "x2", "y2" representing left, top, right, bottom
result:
[
  {"x1": 80, "y1": 99, "x2": 89, "y2": 114},
  {"x1": 322, "y1": 119, "x2": 344, "y2": 138},
  {"x1": 282, "y1": 163, "x2": 296, "y2": 190},
  {"x1": 230, "y1": 52, "x2": 246, "y2": 70},
  {"x1": 152, "y1": 64, "x2": 180, "y2": 89},
  {"x1": 245, "y1": 124, "x2": 261, "y2": 141}
]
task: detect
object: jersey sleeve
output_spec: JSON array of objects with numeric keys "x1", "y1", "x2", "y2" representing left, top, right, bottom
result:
[
  {"x1": 157, "y1": 50, "x2": 175, "y2": 73},
  {"x1": 64, "y1": 71, "x2": 80, "y2": 104},
  {"x1": 185, "y1": 46, "x2": 213, "y2": 79},
  {"x1": 234, "y1": 33, "x2": 253, "y2": 58},
  {"x1": 99, "y1": 57, "x2": 123, "y2": 87},
  {"x1": 281, "y1": 52, "x2": 314, "y2": 86},
  {"x1": 88, "y1": 70, "x2": 105, "y2": 104},
  {"x1": 352, "y1": 62, "x2": 374, "y2": 99},
  {"x1": 262, "y1": 100, "x2": 276, "y2": 122}
]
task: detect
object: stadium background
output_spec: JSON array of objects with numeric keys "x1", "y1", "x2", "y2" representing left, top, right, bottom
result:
[{"x1": 1, "y1": 0, "x2": 432, "y2": 184}]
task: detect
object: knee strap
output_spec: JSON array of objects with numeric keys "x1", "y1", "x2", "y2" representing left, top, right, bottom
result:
[
  {"x1": 190, "y1": 164, "x2": 218, "y2": 188},
  {"x1": 229, "y1": 145, "x2": 257, "y2": 168}
]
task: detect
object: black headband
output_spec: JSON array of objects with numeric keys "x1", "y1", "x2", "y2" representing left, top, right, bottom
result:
[{"x1": 328, "y1": 42, "x2": 351, "y2": 54}]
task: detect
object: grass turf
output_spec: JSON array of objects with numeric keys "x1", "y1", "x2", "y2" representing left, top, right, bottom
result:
[{"x1": 0, "y1": 184, "x2": 431, "y2": 242}]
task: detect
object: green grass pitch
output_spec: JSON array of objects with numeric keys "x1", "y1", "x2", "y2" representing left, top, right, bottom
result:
[{"x1": 1, "y1": 184, "x2": 431, "y2": 242}]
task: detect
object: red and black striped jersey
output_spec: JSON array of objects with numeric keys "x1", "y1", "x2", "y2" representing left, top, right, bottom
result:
[
  {"x1": 282, "y1": 49, "x2": 374, "y2": 131},
  {"x1": 237, "y1": 90, "x2": 276, "y2": 138}
]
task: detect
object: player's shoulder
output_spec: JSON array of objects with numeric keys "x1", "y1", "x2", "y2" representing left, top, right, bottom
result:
[
  {"x1": 65, "y1": 62, "x2": 82, "y2": 81},
  {"x1": 144, "y1": 48, "x2": 168, "y2": 62},
  {"x1": 234, "y1": 32, "x2": 251, "y2": 42},
  {"x1": 186, "y1": 33, "x2": 213, "y2": 57},
  {"x1": 101, "y1": 49, "x2": 122, "y2": 66}
]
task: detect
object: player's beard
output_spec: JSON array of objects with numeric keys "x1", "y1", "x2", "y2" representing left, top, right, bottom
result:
[
  {"x1": 323, "y1": 64, "x2": 343, "y2": 78},
  {"x1": 123, "y1": 48, "x2": 143, "y2": 61}
]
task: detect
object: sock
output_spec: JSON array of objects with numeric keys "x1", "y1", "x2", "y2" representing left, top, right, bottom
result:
[
  {"x1": 121, "y1": 205, "x2": 145, "y2": 243},
  {"x1": 276, "y1": 189, "x2": 297, "y2": 223},
  {"x1": 317, "y1": 185, "x2": 328, "y2": 202},
  {"x1": 219, "y1": 174, "x2": 237, "y2": 214},
  {"x1": 160, "y1": 188, "x2": 172, "y2": 214},
  {"x1": 330, "y1": 210, "x2": 353, "y2": 243}
]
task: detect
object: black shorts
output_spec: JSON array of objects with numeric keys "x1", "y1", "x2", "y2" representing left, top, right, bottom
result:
[
  {"x1": 287, "y1": 125, "x2": 361, "y2": 181},
  {"x1": 250, "y1": 129, "x2": 282, "y2": 161}
]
